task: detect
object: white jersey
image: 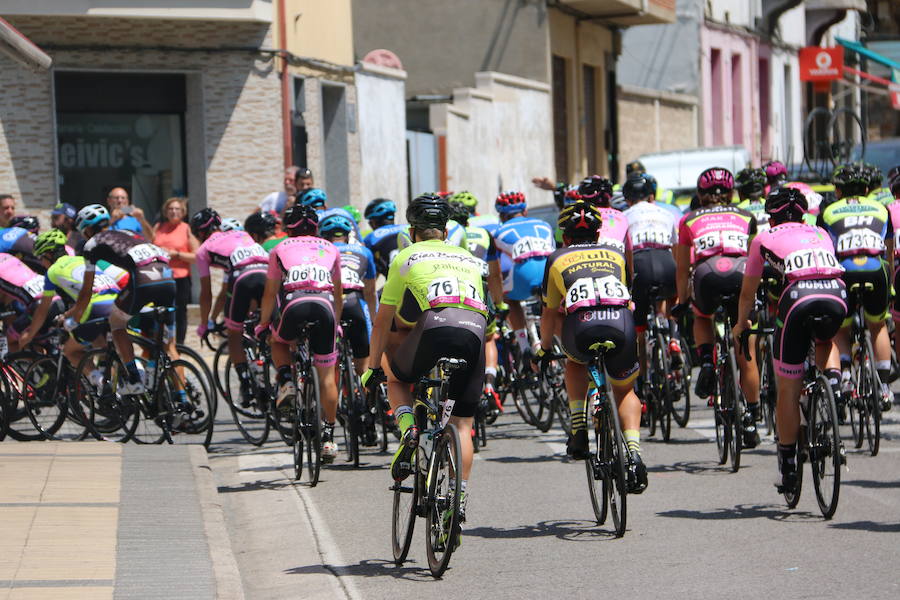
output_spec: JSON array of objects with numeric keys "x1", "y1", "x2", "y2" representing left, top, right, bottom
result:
[{"x1": 624, "y1": 201, "x2": 679, "y2": 250}]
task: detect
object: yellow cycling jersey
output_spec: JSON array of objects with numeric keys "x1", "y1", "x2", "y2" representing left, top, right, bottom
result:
[{"x1": 542, "y1": 243, "x2": 629, "y2": 313}]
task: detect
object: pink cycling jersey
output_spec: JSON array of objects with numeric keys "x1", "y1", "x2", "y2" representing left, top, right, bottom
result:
[
  {"x1": 0, "y1": 253, "x2": 43, "y2": 307},
  {"x1": 888, "y1": 199, "x2": 900, "y2": 259},
  {"x1": 267, "y1": 235, "x2": 341, "y2": 293},
  {"x1": 597, "y1": 207, "x2": 633, "y2": 254},
  {"x1": 678, "y1": 205, "x2": 756, "y2": 260},
  {"x1": 195, "y1": 231, "x2": 268, "y2": 279},
  {"x1": 745, "y1": 222, "x2": 843, "y2": 282}
]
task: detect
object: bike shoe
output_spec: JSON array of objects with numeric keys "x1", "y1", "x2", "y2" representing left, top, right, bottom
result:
[
  {"x1": 120, "y1": 379, "x2": 147, "y2": 396},
  {"x1": 437, "y1": 505, "x2": 462, "y2": 552},
  {"x1": 777, "y1": 464, "x2": 799, "y2": 495},
  {"x1": 743, "y1": 425, "x2": 760, "y2": 449},
  {"x1": 880, "y1": 384, "x2": 892, "y2": 412},
  {"x1": 239, "y1": 380, "x2": 255, "y2": 409},
  {"x1": 275, "y1": 382, "x2": 296, "y2": 419},
  {"x1": 627, "y1": 451, "x2": 648, "y2": 494},
  {"x1": 321, "y1": 424, "x2": 338, "y2": 464},
  {"x1": 694, "y1": 363, "x2": 715, "y2": 399},
  {"x1": 566, "y1": 429, "x2": 590, "y2": 460},
  {"x1": 390, "y1": 425, "x2": 420, "y2": 481}
]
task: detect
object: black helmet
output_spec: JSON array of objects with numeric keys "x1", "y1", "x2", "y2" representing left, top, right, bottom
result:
[
  {"x1": 190, "y1": 208, "x2": 221, "y2": 237},
  {"x1": 577, "y1": 175, "x2": 613, "y2": 207},
  {"x1": 832, "y1": 164, "x2": 869, "y2": 196},
  {"x1": 863, "y1": 163, "x2": 883, "y2": 189},
  {"x1": 282, "y1": 204, "x2": 319, "y2": 236},
  {"x1": 8, "y1": 215, "x2": 39, "y2": 234},
  {"x1": 407, "y1": 194, "x2": 450, "y2": 229},
  {"x1": 625, "y1": 160, "x2": 646, "y2": 176},
  {"x1": 244, "y1": 211, "x2": 277, "y2": 236},
  {"x1": 622, "y1": 173, "x2": 653, "y2": 201},
  {"x1": 765, "y1": 187, "x2": 808, "y2": 223},
  {"x1": 736, "y1": 168, "x2": 766, "y2": 196},
  {"x1": 558, "y1": 200, "x2": 602, "y2": 240},
  {"x1": 447, "y1": 200, "x2": 470, "y2": 226}
]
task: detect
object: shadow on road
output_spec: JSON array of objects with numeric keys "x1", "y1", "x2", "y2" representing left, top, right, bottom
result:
[
  {"x1": 284, "y1": 559, "x2": 436, "y2": 582},
  {"x1": 484, "y1": 454, "x2": 566, "y2": 464},
  {"x1": 464, "y1": 519, "x2": 619, "y2": 542},
  {"x1": 657, "y1": 503, "x2": 820, "y2": 522},
  {"x1": 646, "y1": 460, "x2": 738, "y2": 475},
  {"x1": 217, "y1": 479, "x2": 297, "y2": 494},
  {"x1": 843, "y1": 478, "x2": 900, "y2": 489},
  {"x1": 828, "y1": 520, "x2": 900, "y2": 533}
]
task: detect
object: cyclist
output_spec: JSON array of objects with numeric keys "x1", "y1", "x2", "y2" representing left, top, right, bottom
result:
[
  {"x1": 865, "y1": 164, "x2": 892, "y2": 206},
  {"x1": 221, "y1": 217, "x2": 244, "y2": 232},
  {"x1": 68, "y1": 204, "x2": 176, "y2": 394},
  {"x1": 538, "y1": 200, "x2": 647, "y2": 492},
  {"x1": 318, "y1": 212, "x2": 378, "y2": 376},
  {"x1": 763, "y1": 160, "x2": 788, "y2": 194},
  {"x1": 192, "y1": 208, "x2": 269, "y2": 407},
  {"x1": 361, "y1": 194, "x2": 487, "y2": 527},
  {"x1": 492, "y1": 190, "x2": 555, "y2": 357},
  {"x1": 16, "y1": 230, "x2": 121, "y2": 370},
  {"x1": 0, "y1": 223, "x2": 42, "y2": 273},
  {"x1": 244, "y1": 211, "x2": 284, "y2": 251},
  {"x1": 257, "y1": 205, "x2": 342, "y2": 463},
  {"x1": 889, "y1": 174, "x2": 900, "y2": 368},
  {"x1": 674, "y1": 167, "x2": 761, "y2": 446},
  {"x1": 735, "y1": 168, "x2": 769, "y2": 231},
  {"x1": 8, "y1": 215, "x2": 39, "y2": 235},
  {"x1": 0, "y1": 251, "x2": 60, "y2": 353},
  {"x1": 733, "y1": 187, "x2": 846, "y2": 492},
  {"x1": 363, "y1": 198, "x2": 407, "y2": 278},
  {"x1": 455, "y1": 190, "x2": 498, "y2": 229},
  {"x1": 818, "y1": 164, "x2": 893, "y2": 411}
]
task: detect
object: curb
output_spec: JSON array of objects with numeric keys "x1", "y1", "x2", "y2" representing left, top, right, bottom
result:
[{"x1": 189, "y1": 446, "x2": 246, "y2": 600}]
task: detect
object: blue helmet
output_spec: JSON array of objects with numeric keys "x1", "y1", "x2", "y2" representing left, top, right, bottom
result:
[
  {"x1": 318, "y1": 213, "x2": 355, "y2": 237},
  {"x1": 298, "y1": 188, "x2": 327, "y2": 209},
  {"x1": 364, "y1": 198, "x2": 396, "y2": 220},
  {"x1": 75, "y1": 204, "x2": 110, "y2": 232}
]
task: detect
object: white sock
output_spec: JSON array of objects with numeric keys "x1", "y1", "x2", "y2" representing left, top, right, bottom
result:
[{"x1": 515, "y1": 329, "x2": 529, "y2": 352}]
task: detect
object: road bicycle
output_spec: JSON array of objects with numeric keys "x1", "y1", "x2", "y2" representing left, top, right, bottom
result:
[
  {"x1": 844, "y1": 282, "x2": 882, "y2": 456},
  {"x1": 283, "y1": 323, "x2": 324, "y2": 485},
  {"x1": 755, "y1": 278, "x2": 779, "y2": 436},
  {"x1": 711, "y1": 294, "x2": 750, "y2": 473},
  {"x1": 391, "y1": 357, "x2": 466, "y2": 578},
  {"x1": 336, "y1": 319, "x2": 367, "y2": 467}
]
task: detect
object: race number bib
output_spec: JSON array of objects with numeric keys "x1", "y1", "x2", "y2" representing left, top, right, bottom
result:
[
  {"x1": 286, "y1": 264, "x2": 332, "y2": 287},
  {"x1": 631, "y1": 222, "x2": 672, "y2": 247},
  {"x1": 511, "y1": 236, "x2": 553, "y2": 261},
  {"x1": 23, "y1": 275, "x2": 44, "y2": 299},
  {"x1": 836, "y1": 229, "x2": 884, "y2": 254},
  {"x1": 784, "y1": 248, "x2": 842, "y2": 275},
  {"x1": 341, "y1": 265, "x2": 362, "y2": 288},
  {"x1": 127, "y1": 243, "x2": 166, "y2": 264},
  {"x1": 425, "y1": 277, "x2": 486, "y2": 311},
  {"x1": 93, "y1": 271, "x2": 119, "y2": 292},
  {"x1": 693, "y1": 230, "x2": 748, "y2": 254},
  {"x1": 565, "y1": 275, "x2": 630, "y2": 310},
  {"x1": 229, "y1": 244, "x2": 266, "y2": 266}
]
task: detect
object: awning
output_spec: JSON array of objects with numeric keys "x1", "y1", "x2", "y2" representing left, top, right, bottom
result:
[
  {"x1": 836, "y1": 36, "x2": 900, "y2": 108},
  {"x1": 0, "y1": 17, "x2": 51, "y2": 71},
  {"x1": 836, "y1": 36, "x2": 900, "y2": 71}
]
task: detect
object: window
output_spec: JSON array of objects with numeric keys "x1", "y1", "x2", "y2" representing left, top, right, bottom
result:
[
  {"x1": 759, "y1": 57, "x2": 770, "y2": 158},
  {"x1": 731, "y1": 53, "x2": 743, "y2": 144},
  {"x1": 583, "y1": 65, "x2": 597, "y2": 175},
  {"x1": 710, "y1": 48, "x2": 723, "y2": 145},
  {"x1": 552, "y1": 55, "x2": 569, "y2": 182}
]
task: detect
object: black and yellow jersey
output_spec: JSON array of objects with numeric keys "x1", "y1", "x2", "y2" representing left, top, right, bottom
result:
[{"x1": 541, "y1": 243, "x2": 629, "y2": 313}]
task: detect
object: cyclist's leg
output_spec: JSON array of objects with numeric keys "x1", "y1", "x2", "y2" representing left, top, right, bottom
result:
[
  {"x1": 690, "y1": 259, "x2": 719, "y2": 397},
  {"x1": 506, "y1": 258, "x2": 544, "y2": 352},
  {"x1": 342, "y1": 292, "x2": 371, "y2": 376},
  {"x1": 559, "y1": 310, "x2": 595, "y2": 457},
  {"x1": 631, "y1": 251, "x2": 653, "y2": 379},
  {"x1": 862, "y1": 263, "x2": 892, "y2": 406}
]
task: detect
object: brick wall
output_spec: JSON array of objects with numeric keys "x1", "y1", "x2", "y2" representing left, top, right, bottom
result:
[{"x1": 0, "y1": 16, "x2": 284, "y2": 220}]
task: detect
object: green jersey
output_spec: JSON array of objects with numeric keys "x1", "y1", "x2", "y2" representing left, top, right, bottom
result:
[
  {"x1": 44, "y1": 255, "x2": 121, "y2": 321},
  {"x1": 262, "y1": 236, "x2": 287, "y2": 252},
  {"x1": 381, "y1": 238, "x2": 488, "y2": 326}
]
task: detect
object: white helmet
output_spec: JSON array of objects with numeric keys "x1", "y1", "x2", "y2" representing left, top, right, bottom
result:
[
  {"x1": 75, "y1": 204, "x2": 110, "y2": 232},
  {"x1": 221, "y1": 217, "x2": 244, "y2": 232}
]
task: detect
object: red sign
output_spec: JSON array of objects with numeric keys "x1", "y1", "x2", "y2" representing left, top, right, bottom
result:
[
  {"x1": 892, "y1": 69, "x2": 900, "y2": 111},
  {"x1": 799, "y1": 47, "x2": 844, "y2": 82}
]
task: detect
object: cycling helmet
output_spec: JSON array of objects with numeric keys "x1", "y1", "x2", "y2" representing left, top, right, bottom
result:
[
  {"x1": 577, "y1": 176, "x2": 613, "y2": 207},
  {"x1": 697, "y1": 167, "x2": 734, "y2": 195},
  {"x1": 564, "y1": 186, "x2": 582, "y2": 207},
  {"x1": 763, "y1": 161, "x2": 788, "y2": 182},
  {"x1": 8, "y1": 215, "x2": 39, "y2": 234},
  {"x1": 33, "y1": 228, "x2": 68, "y2": 258},
  {"x1": 190, "y1": 208, "x2": 221, "y2": 238},
  {"x1": 890, "y1": 174, "x2": 900, "y2": 197},
  {"x1": 75, "y1": 204, "x2": 110, "y2": 233},
  {"x1": 318, "y1": 213, "x2": 355, "y2": 237},
  {"x1": 364, "y1": 198, "x2": 397, "y2": 221},
  {"x1": 220, "y1": 217, "x2": 243, "y2": 232},
  {"x1": 283, "y1": 204, "x2": 319, "y2": 235},
  {"x1": 495, "y1": 190, "x2": 526, "y2": 214},
  {"x1": 244, "y1": 211, "x2": 277, "y2": 237},
  {"x1": 622, "y1": 173, "x2": 653, "y2": 201},
  {"x1": 407, "y1": 194, "x2": 450, "y2": 229},
  {"x1": 625, "y1": 160, "x2": 646, "y2": 176},
  {"x1": 447, "y1": 200, "x2": 470, "y2": 226},
  {"x1": 450, "y1": 191, "x2": 478, "y2": 210},
  {"x1": 864, "y1": 163, "x2": 883, "y2": 189},
  {"x1": 558, "y1": 200, "x2": 602, "y2": 240},
  {"x1": 297, "y1": 188, "x2": 327, "y2": 209},
  {"x1": 887, "y1": 166, "x2": 900, "y2": 182},
  {"x1": 736, "y1": 168, "x2": 766, "y2": 196},
  {"x1": 644, "y1": 174, "x2": 659, "y2": 198},
  {"x1": 831, "y1": 164, "x2": 869, "y2": 196},
  {"x1": 765, "y1": 186, "x2": 808, "y2": 223},
  {"x1": 341, "y1": 204, "x2": 362, "y2": 223}
]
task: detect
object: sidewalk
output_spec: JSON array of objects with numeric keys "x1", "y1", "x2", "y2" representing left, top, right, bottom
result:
[{"x1": 0, "y1": 443, "x2": 242, "y2": 600}]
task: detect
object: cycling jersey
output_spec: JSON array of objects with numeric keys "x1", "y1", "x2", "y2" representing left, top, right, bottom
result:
[
  {"x1": 736, "y1": 197, "x2": 769, "y2": 232},
  {"x1": 625, "y1": 200, "x2": 677, "y2": 328},
  {"x1": 493, "y1": 216, "x2": 555, "y2": 301},
  {"x1": 82, "y1": 229, "x2": 169, "y2": 273},
  {"x1": 868, "y1": 187, "x2": 894, "y2": 207},
  {"x1": 0, "y1": 227, "x2": 41, "y2": 273},
  {"x1": 381, "y1": 238, "x2": 487, "y2": 326},
  {"x1": 43, "y1": 255, "x2": 121, "y2": 323},
  {"x1": 364, "y1": 223, "x2": 407, "y2": 278},
  {"x1": 195, "y1": 230, "x2": 268, "y2": 280},
  {"x1": 334, "y1": 241, "x2": 376, "y2": 293},
  {"x1": 816, "y1": 196, "x2": 891, "y2": 264},
  {"x1": 469, "y1": 214, "x2": 499, "y2": 228},
  {"x1": 267, "y1": 235, "x2": 340, "y2": 296},
  {"x1": 624, "y1": 201, "x2": 678, "y2": 250},
  {"x1": 678, "y1": 205, "x2": 757, "y2": 260},
  {"x1": 745, "y1": 222, "x2": 843, "y2": 286},
  {"x1": 542, "y1": 243, "x2": 630, "y2": 313},
  {"x1": 464, "y1": 224, "x2": 500, "y2": 278},
  {"x1": 262, "y1": 234, "x2": 287, "y2": 252},
  {"x1": 0, "y1": 253, "x2": 44, "y2": 309},
  {"x1": 597, "y1": 207, "x2": 632, "y2": 254}
]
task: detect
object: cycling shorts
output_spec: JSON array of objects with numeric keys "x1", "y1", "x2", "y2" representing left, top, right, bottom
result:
[
  {"x1": 7, "y1": 297, "x2": 65, "y2": 341},
  {"x1": 691, "y1": 255, "x2": 746, "y2": 321},
  {"x1": 892, "y1": 265, "x2": 900, "y2": 320},
  {"x1": 841, "y1": 259, "x2": 889, "y2": 325},
  {"x1": 224, "y1": 265, "x2": 266, "y2": 332},
  {"x1": 503, "y1": 257, "x2": 546, "y2": 301},
  {"x1": 116, "y1": 261, "x2": 176, "y2": 316},
  {"x1": 561, "y1": 306, "x2": 639, "y2": 386},
  {"x1": 72, "y1": 299, "x2": 115, "y2": 345},
  {"x1": 341, "y1": 291, "x2": 372, "y2": 359},
  {"x1": 272, "y1": 291, "x2": 337, "y2": 367},
  {"x1": 632, "y1": 248, "x2": 676, "y2": 330},
  {"x1": 389, "y1": 307, "x2": 486, "y2": 418},
  {"x1": 774, "y1": 279, "x2": 847, "y2": 379}
]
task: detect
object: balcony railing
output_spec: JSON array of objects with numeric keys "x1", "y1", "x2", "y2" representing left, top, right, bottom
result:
[
  {"x1": 557, "y1": 0, "x2": 676, "y2": 25},
  {"x1": 0, "y1": 0, "x2": 272, "y2": 22}
]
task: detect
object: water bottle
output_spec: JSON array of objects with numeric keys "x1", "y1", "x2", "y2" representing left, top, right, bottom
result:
[
  {"x1": 250, "y1": 359, "x2": 266, "y2": 389},
  {"x1": 145, "y1": 360, "x2": 156, "y2": 389}
]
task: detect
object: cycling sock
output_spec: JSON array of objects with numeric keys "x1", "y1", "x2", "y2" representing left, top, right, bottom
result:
[
  {"x1": 777, "y1": 443, "x2": 797, "y2": 468},
  {"x1": 235, "y1": 361, "x2": 251, "y2": 383},
  {"x1": 624, "y1": 429, "x2": 640, "y2": 454},
  {"x1": 460, "y1": 479, "x2": 467, "y2": 494},
  {"x1": 570, "y1": 398, "x2": 587, "y2": 432},
  {"x1": 395, "y1": 406, "x2": 414, "y2": 435},
  {"x1": 839, "y1": 355, "x2": 850, "y2": 370},
  {"x1": 125, "y1": 360, "x2": 142, "y2": 384},
  {"x1": 698, "y1": 343, "x2": 713, "y2": 365},
  {"x1": 876, "y1": 361, "x2": 891, "y2": 383},
  {"x1": 276, "y1": 365, "x2": 292, "y2": 386},
  {"x1": 515, "y1": 329, "x2": 529, "y2": 353},
  {"x1": 824, "y1": 367, "x2": 842, "y2": 400},
  {"x1": 746, "y1": 402, "x2": 759, "y2": 421},
  {"x1": 484, "y1": 367, "x2": 496, "y2": 387}
]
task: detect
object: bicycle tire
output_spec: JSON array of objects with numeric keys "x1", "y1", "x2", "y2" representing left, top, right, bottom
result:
[
  {"x1": 212, "y1": 339, "x2": 230, "y2": 398},
  {"x1": 0, "y1": 370, "x2": 7, "y2": 441},
  {"x1": 671, "y1": 331, "x2": 691, "y2": 428},
  {"x1": 21, "y1": 357, "x2": 68, "y2": 439},
  {"x1": 303, "y1": 366, "x2": 323, "y2": 486},
  {"x1": 726, "y1": 357, "x2": 743, "y2": 473},
  {"x1": 3, "y1": 352, "x2": 45, "y2": 441},
  {"x1": 292, "y1": 388, "x2": 304, "y2": 481},
  {"x1": 166, "y1": 358, "x2": 215, "y2": 448},
  {"x1": 374, "y1": 384, "x2": 391, "y2": 453},
  {"x1": 391, "y1": 445, "x2": 421, "y2": 565},
  {"x1": 345, "y1": 358, "x2": 363, "y2": 468},
  {"x1": 810, "y1": 374, "x2": 841, "y2": 519},
  {"x1": 223, "y1": 357, "x2": 270, "y2": 446},
  {"x1": 586, "y1": 397, "x2": 606, "y2": 525},
  {"x1": 426, "y1": 423, "x2": 462, "y2": 578},
  {"x1": 657, "y1": 330, "x2": 672, "y2": 442},
  {"x1": 604, "y1": 392, "x2": 628, "y2": 537},
  {"x1": 857, "y1": 330, "x2": 881, "y2": 456},
  {"x1": 75, "y1": 349, "x2": 140, "y2": 443},
  {"x1": 783, "y1": 446, "x2": 804, "y2": 509},
  {"x1": 175, "y1": 343, "x2": 218, "y2": 420}
]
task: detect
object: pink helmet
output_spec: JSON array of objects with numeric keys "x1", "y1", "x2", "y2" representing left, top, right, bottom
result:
[
  {"x1": 764, "y1": 160, "x2": 788, "y2": 180},
  {"x1": 697, "y1": 167, "x2": 734, "y2": 193}
]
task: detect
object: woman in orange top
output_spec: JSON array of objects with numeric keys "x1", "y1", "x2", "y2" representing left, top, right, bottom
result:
[{"x1": 153, "y1": 197, "x2": 199, "y2": 344}]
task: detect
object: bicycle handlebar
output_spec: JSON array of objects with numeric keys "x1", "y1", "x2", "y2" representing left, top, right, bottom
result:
[{"x1": 737, "y1": 326, "x2": 775, "y2": 360}]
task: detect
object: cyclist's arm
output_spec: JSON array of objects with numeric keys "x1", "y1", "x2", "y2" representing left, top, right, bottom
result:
[
  {"x1": 363, "y1": 278, "x2": 377, "y2": 315},
  {"x1": 333, "y1": 271, "x2": 343, "y2": 323},
  {"x1": 66, "y1": 269, "x2": 94, "y2": 322},
  {"x1": 539, "y1": 306, "x2": 561, "y2": 351},
  {"x1": 367, "y1": 301, "x2": 396, "y2": 370},
  {"x1": 258, "y1": 277, "x2": 280, "y2": 328},
  {"x1": 198, "y1": 275, "x2": 213, "y2": 325},
  {"x1": 734, "y1": 273, "x2": 761, "y2": 339},
  {"x1": 17, "y1": 295, "x2": 53, "y2": 347},
  {"x1": 487, "y1": 259, "x2": 503, "y2": 304},
  {"x1": 674, "y1": 244, "x2": 691, "y2": 303},
  {"x1": 210, "y1": 281, "x2": 227, "y2": 321}
]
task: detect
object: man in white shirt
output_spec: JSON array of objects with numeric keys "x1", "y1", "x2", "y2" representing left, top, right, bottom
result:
[{"x1": 260, "y1": 166, "x2": 314, "y2": 215}]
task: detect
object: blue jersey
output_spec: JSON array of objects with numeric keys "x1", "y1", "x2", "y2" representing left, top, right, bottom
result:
[
  {"x1": 493, "y1": 217, "x2": 555, "y2": 301},
  {"x1": 333, "y1": 241, "x2": 376, "y2": 293},
  {"x1": 110, "y1": 215, "x2": 144, "y2": 236},
  {"x1": 364, "y1": 223, "x2": 408, "y2": 277},
  {"x1": 0, "y1": 227, "x2": 32, "y2": 254}
]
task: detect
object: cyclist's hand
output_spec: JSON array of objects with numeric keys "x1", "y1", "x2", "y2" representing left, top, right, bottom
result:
[
  {"x1": 733, "y1": 320, "x2": 752, "y2": 359},
  {"x1": 254, "y1": 322, "x2": 270, "y2": 340},
  {"x1": 62, "y1": 317, "x2": 79, "y2": 332},
  {"x1": 336, "y1": 324, "x2": 344, "y2": 338},
  {"x1": 196, "y1": 319, "x2": 214, "y2": 338},
  {"x1": 670, "y1": 301, "x2": 691, "y2": 318},
  {"x1": 533, "y1": 347, "x2": 553, "y2": 371},
  {"x1": 361, "y1": 367, "x2": 386, "y2": 391},
  {"x1": 495, "y1": 301, "x2": 510, "y2": 320}
]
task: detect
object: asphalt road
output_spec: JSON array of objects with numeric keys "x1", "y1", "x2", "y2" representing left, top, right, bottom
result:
[{"x1": 207, "y1": 388, "x2": 900, "y2": 599}]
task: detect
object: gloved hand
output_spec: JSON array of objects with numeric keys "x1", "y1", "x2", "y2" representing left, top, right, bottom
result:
[
  {"x1": 196, "y1": 319, "x2": 215, "y2": 338},
  {"x1": 533, "y1": 346, "x2": 554, "y2": 371},
  {"x1": 494, "y1": 301, "x2": 510, "y2": 320},
  {"x1": 336, "y1": 324, "x2": 344, "y2": 338},
  {"x1": 254, "y1": 322, "x2": 270, "y2": 339},
  {"x1": 361, "y1": 367, "x2": 386, "y2": 391},
  {"x1": 63, "y1": 317, "x2": 79, "y2": 332},
  {"x1": 670, "y1": 301, "x2": 691, "y2": 319}
]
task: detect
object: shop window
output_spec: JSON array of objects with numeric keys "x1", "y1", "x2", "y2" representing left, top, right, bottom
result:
[
  {"x1": 583, "y1": 64, "x2": 597, "y2": 175},
  {"x1": 552, "y1": 55, "x2": 569, "y2": 182},
  {"x1": 731, "y1": 53, "x2": 743, "y2": 145},
  {"x1": 710, "y1": 48, "x2": 723, "y2": 146}
]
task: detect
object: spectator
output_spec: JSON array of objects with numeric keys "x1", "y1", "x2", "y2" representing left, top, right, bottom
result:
[
  {"x1": 152, "y1": 197, "x2": 198, "y2": 344},
  {"x1": 0, "y1": 194, "x2": 15, "y2": 227},
  {"x1": 50, "y1": 202, "x2": 84, "y2": 250},
  {"x1": 106, "y1": 187, "x2": 153, "y2": 236},
  {"x1": 260, "y1": 166, "x2": 304, "y2": 215},
  {"x1": 296, "y1": 167, "x2": 314, "y2": 193}
]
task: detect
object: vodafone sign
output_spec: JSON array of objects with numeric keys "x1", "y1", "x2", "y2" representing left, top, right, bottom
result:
[{"x1": 799, "y1": 47, "x2": 844, "y2": 82}]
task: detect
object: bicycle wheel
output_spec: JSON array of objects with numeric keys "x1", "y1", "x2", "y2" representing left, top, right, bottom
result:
[
  {"x1": 671, "y1": 332, "x2": 691, "y2": 428},
  {"x1": 0, "y1": 371, "x2": 7, "y2": 441},
  {"x1": 76, "y1": 350, "x2": 140, "y2": 443},
  {"x1": 22, "y1": 357, "x2": 67, "y2": 439},
  {"x1": 391, "y1": 445, "x2": 422, "y2": 565},
  {"x1": 165, "y1": 359, "x2": 215, "y2": 448},
  {"x1": 586, "y1": 399, "x2": 606, "y2": 525},
  {"x1": 292, "y1": 384, "x2": 304, "y2": 481},
  {"x1": 302, "y1": 366, "x2": 323, "y2": 486},
  {"x1": 3, "y1": 352, "x2": 45, "y2": 441},
  {"x1": 603, "y1": 393, "x2": 628, "y2": 537},
  {"x1": 656, "y1": 331, "x2": 673, "y2": 442},
  {"x1": 223, "y1": 357, "x2": 270, "y2": 446},
  {"x1": 175, "y1": 343, "x2": 218, "y2": 420},
  {"x1": 344, "y1": 360, "x2": 363, "y2": 468},
  {"x1": 725, "y1": 360, "x2": 743, "y2": 473},
  {"x1": 757, "y1": 334, "x2": 777, "y2": 436},
  {"x1": 713, "y1": 394, "x2": 729, "y2": 466},
  {"x1": 212, "y1": 339, "x2": 230, "y2": 398},
  {"x1": 783, "y1": 444, "x2": 804, "y2": 509},
  {"x1": 373, "y1": 383, "x2": 391, "y2": 453},
  {"x1": 426, "y1": 423, "x2": 462, "y2": 578},
  {"x1": 810, "y1": 375, "x2": 842, "y2": 519},
  {"x1": 856, "y1": 332, "x2": 881, "y2": 456}
]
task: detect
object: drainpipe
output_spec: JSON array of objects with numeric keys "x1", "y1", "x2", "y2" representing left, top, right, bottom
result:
[{"x1": 279, "y1": 0, "x2": 292, "y2": 167}]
